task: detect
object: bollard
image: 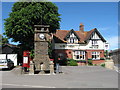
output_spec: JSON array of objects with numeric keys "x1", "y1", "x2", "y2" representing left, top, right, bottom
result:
[
  {"x1": 50, "y1": 62, "x2": 55, "y2": 74},
  {"x1": 29, "y1": 61, "x2": 34, "y2": 75}
]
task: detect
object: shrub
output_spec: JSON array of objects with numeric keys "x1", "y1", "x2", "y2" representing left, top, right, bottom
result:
[
  {"x1": 88, "y1": 58, "x2": 92, "y2": 60},
  {"x1": 88, "y1": 60, "x2": 93, "y2": 66},
  {"x1": 100, "y1": 58, "x2": 105, "y2": 60},
  {"x1": 77, "y1": 60, "x2": 86, "y2": 63},
  {"x1": 101, "y1": 63, "x2": 105, "y2": 67},
  {"x1": 67, "y1": 59, "x2": 78, "y2": 66},
  {"x1": 94, "y1": 64, "x2": 97, "y2": 66},
  {"x1": 106, "y1": 58, "x2": 110, "y2": 60}
]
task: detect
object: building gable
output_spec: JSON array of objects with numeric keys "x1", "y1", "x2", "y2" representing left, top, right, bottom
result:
[
  {"x1": 64, "y1": 29, "x2": 80, "y2": 43},
  {"x1": 88, "y1": 28, "x2": 106, "y2": 42}
]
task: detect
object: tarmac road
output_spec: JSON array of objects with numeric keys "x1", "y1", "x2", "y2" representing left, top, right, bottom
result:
[{"x1": 0, "y1": 66, "x2": 119, "y2": 88}]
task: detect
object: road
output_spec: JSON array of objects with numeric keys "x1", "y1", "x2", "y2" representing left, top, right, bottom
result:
[{"x1": 0, "y1": 66, "x2": 119, "y2": 88}]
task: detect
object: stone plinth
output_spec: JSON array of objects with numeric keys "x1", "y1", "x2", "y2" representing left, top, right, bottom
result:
[
  {"x1": 105, "y1": 59, "x2": 114, "y2": 70},
  {"x1": 50, "y1": 62, "x2": 55, "y2": 74},
  {"x1": 29, "y1": 61, "x2": 34, "y2": 75}
]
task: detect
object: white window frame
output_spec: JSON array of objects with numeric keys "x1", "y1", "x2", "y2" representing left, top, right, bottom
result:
[
  {"x1": 67, "y1": 33, "x2": 78, "y2": 44},
  {"x1": 92, "y1": 52, "x2": 100, "y2": 60},
  {"x1": 74, "y1": 51, "x2": 85, "y2": 60},
  {"x1": 91, "y1": 40, "x2": 98, "y2": 49}
]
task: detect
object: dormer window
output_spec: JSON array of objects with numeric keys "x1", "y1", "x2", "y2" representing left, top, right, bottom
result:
[
  {"x1": 92, "y1": 40, "x2": 98, "y2": 45},
  {"x1": 67, "y1": 33, "x2": 78, "y2": 44},
  {"x1": 64, "y1": 29, "x2": 80, "y2": 44},
  {"x1": 91, "y1": 40, "x2": 98, "y2": 49},
  {"x1": 91, "y1": 32, "x2": 100, "y2": 39},
  {"x1": 67, "y1": 37, "x2": 78, "y2": 44}
]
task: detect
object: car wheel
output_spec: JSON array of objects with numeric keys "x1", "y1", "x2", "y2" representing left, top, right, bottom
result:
[{"x1": 8, "y1": 66, "x2": 11, "y2": 70}]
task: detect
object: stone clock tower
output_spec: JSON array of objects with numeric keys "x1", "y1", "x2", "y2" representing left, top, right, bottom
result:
[{"x1": 33, "y1": 25, "x2": 50, "y2": 73}]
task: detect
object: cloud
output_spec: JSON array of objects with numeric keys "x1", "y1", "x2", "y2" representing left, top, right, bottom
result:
[{"x1": 106, "y1": 36, "x2": 119, "y2": 50}]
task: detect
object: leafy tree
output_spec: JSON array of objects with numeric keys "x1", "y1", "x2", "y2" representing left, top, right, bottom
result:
[
  {"x1": 4, "y1": 1, "x2": 61, "y2": 50},
  {"x1": 0, "y1": 34, "x2": 9, "y2": 46},
  {"x1": 0, "y1": 34, "x2": 1, "y2": 46},
  {"x1": 104, "y1": 50, "x2": 108, "y2": 58}
]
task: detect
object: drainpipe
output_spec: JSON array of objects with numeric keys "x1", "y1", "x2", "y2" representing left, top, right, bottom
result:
[{"x1": 6, "y1": 53, "x2": 8, "y2": 59}]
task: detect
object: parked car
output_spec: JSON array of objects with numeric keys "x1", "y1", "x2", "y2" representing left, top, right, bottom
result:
[{"x1": 0, "y1": 59, "x2": 14, "y2": 69}]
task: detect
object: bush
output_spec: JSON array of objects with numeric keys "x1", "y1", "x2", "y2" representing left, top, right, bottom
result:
[
  {"x1": 106, "y1": 58, "x2": 110, "y2": 60},
  {"x1": 88, "y1": 58, "x2": 92, "y2": 60},
  {"x1": 100, "y1": 58, "x2": 105, "y2": 60},
  {"x1": 77, "y1": 60, "x2": 86, "y2": 63},
  {"x1": 101, "y1": 63, "x2": 105, "y2": 67},
  {"x1": 67, "y1": 59, "x2": 78, "y2": 66},
  {"x1": 88, "y1": 60, "x2": 93, "y2": 66}
]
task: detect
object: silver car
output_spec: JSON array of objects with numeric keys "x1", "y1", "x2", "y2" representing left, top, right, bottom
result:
[{"x1": 0, "y1": 59, "x2": 14, "y2": 69}]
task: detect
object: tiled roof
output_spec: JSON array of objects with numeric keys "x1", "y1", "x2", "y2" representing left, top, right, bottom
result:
[
  {"x1": 3, "y1": 44, "x2": 18, "y2": 48},
  {"x1": 53, "y1": 29, "x2": 96, "y2": 43}
]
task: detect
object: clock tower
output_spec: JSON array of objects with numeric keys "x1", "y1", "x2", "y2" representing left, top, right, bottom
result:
[{"x1": 33, "y1": 25, "x2": 50, "y2": 73}]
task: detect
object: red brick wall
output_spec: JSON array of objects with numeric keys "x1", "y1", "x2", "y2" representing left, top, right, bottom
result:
[
  {"x1": 92, "y1": 60, "x2": 105, "y2": 64},
  {"x1": 54, "y1": 49, "x2": 105, "y2": 65},
  {"x1": 100, "y1": 51, "x2": 104, "y2": 58},
  {"x1": 86, "y1": 49, "x2": 105, "y2": 59}
]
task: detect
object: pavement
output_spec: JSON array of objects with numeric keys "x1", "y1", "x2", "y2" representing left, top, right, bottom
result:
[
  {"x1": 0, "y1": 66, "x2": 119, "y2": 88},
  {"x1": 114, "y1": 64, "x2": 120, "y2": 73}
]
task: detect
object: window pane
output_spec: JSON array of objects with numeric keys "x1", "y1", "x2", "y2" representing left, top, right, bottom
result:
[{"x1": 76, "y1": 55, "x2": 79, "y2": 59}]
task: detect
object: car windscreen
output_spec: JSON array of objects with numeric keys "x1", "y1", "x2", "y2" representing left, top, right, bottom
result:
[{"x1": 0, "y1": 60, "x2": 7, "y2": 63}]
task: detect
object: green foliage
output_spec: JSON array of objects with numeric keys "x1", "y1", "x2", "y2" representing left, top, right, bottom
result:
[
  {"x1": 4, "y1": 2, "x2": 61, "y2": 50},
  {"x1": 88, "y1": 60, "x2": 93, "y2": 66},
  {"x1": 76, "y1": 60, "x2": 86, "y2": 63},
  {"x1": 67, "y1": 59, "x2": 78, "y2": 66},
  {"x1": 94, "y1": 64, "x2": 97, "y2": 66},
  {"x1": 88, "y1": 58, "x2": 92, "y2": 60},
  {"x1": 30, "y1": 49, "x2": 34, "y2": 59},
  {"x1": 100, "y1": 58, "x2": 105, "y2": 60},
  {"x1": 0, "y1": 34, "x2": 1, "y2": 46},
  {"x1": 100, "y1": 63, "x2": 105, "y2": 67},
  {"x1": 106, "y1": 58, "x2": 110, "y2": 60},
  {"x1": 0, "y1": 34, "x2": 9, "y2": 46},
  {"x1": 104, "y1": 50, "x2": 108, "y2": 58}
]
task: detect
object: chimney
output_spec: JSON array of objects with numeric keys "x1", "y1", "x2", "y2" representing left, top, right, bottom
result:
[{"x1": 79, "y1": 23, "x2": 84, "y2": 32}]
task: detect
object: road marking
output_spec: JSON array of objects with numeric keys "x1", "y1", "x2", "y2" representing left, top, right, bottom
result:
[{"x1": 2, "y1": 83, "x2": 55, "y2": 88}]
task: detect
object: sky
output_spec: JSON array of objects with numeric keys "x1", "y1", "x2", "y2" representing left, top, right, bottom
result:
[{"x1": 2, "y1": 2, "x2": 119, "y2": 50}]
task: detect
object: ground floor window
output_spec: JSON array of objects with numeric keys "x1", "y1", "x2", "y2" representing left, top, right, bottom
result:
[
  {"x1": 74, "y1": 51, "x2": 85, "y2": 60},
  {"x1": 92, "y1": 52, "x2": 100, "y2": 60}
]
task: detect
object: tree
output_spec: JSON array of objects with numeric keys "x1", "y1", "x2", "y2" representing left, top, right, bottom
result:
[
  {"x1": 0, "y1": 34, "x2": 9, "y2": 46},
  {"x1": 4, "y1": 1, "x2": 61, "y2": 50},
  {"x1": 0, "y1": 34, "x2": 1, "y2": 46}
]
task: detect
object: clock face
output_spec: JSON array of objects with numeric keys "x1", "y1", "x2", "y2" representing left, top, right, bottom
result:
[{"x1": 39, "y1": 34, "x2": 45, "y2": 39}]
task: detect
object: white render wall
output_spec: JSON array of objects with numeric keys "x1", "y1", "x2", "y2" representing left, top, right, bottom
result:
[
  {"x1": 54, "y1": 40, "x2": 107, "y2": 50},
  {"x1": 0, "y1": 54, "x2": 17, "y2": 66}
]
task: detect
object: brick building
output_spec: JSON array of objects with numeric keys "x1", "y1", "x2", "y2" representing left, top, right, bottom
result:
[{"x1": 52, "y1": 24, "x2": 109, "y2": 65}]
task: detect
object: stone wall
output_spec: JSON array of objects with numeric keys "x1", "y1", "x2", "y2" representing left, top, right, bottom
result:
[{"x1": 109, "y1": 49, "x2": 120, "y2": 65}]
